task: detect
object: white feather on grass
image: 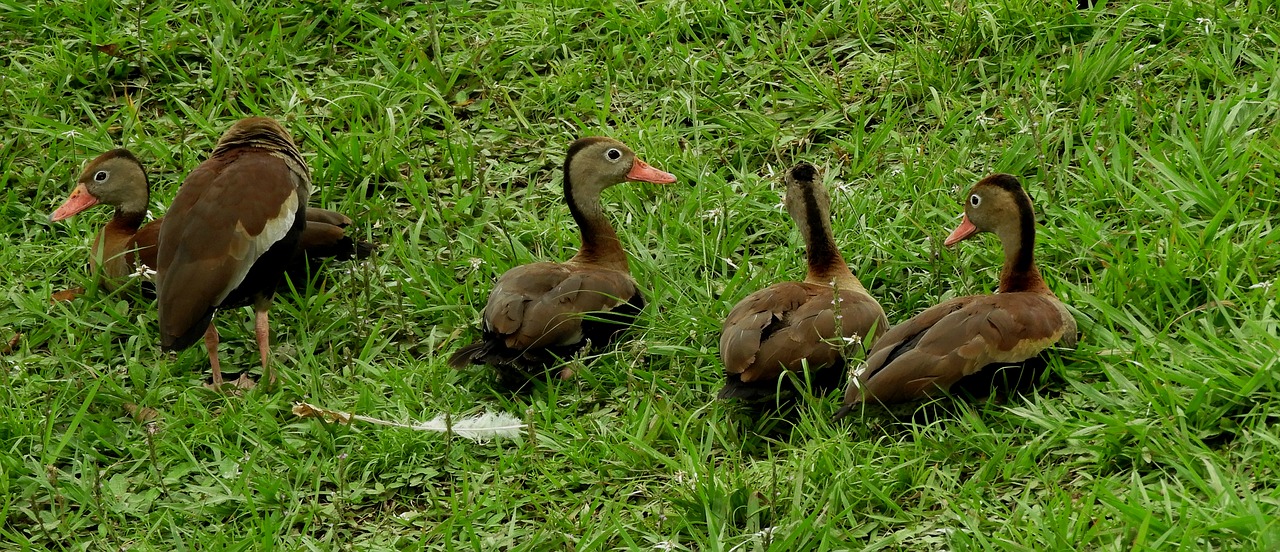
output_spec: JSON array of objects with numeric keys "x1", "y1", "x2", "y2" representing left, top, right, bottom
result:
[{"x1": 291, "y1": 402, "x2": 525, "y2": 443}]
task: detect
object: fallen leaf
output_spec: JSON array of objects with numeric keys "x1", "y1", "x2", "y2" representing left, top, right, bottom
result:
[
  {"x1": 123, "y1": 403, "x2": 161, "y2": 423},
  {"x1": 1, "y1": 334, "x2": 20, "y2": 355},
  {"x1": 96, "y1": 44, "x2": 128, "y2": 59},
  {"x1": 51, "y1": 287, "x2": 85, "y2": 303}
]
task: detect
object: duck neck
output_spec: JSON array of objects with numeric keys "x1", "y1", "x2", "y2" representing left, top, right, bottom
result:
[
  {"x1": 112, "y1": 180, "x2": 150, "y2": 231},
  {"x1": 996, "y1": 203, "x2": 1050, "y2": 294},
  {"x1": 565, "y1": 177, "x2": 629, "y2": 272},
  {"x1": 112, "y1": 205, "x2": 147, "y2": 231},
  {"x1": 800, "y1": 196, "x2": 861, "y2": 291}
]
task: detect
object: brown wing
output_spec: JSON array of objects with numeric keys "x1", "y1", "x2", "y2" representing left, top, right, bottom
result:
[
  {"x1": 846, "y1": 292, "x2": 1075, "y2": 405},
  {"x1": 156, "y1": 151, "x2": 303, "y2": 348},
  {"x1": 720, "y1": 282, "x2": 814, "y2": 378},
  {"x1": 100, "y1": 214, "x2": 348, "y2": 292},
  {"x1": 131, "y1": 218, "x2": 161, "y2": 276},
  {"x1": 482, "y1": 261, "x2": 638, "y2": 351},
  {"x1": 721, "y1": 281, "x2": 887, "y2": 383}
]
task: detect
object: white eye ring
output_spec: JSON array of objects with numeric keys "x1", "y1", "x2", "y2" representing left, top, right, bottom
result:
[
  {"x1": 94, "y1": 170, "x2": 109, "y2": 182},
  {"x1": 969, "y1": 194, "x2": 981, "y2": 207},
  {"x1": 605, "y1": 148, "x2": 622, "y2": 161}
]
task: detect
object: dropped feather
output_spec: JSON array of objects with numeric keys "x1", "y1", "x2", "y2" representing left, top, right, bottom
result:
[{"x1": 292, "y1": 402, "x2": 525, "y2": 443}]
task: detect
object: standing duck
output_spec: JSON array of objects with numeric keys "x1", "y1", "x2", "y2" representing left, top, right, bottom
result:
[
  {"x1": 835, "y1": 174, "x2": 1076, "y2": 414},
  {"x1": 156, "y1": 117, "x2": 310, "y2": 390},
  {"x1": 51, "y1": 148, "x2": 370, "y2": 293},
  {"x1": 448, "y1": 136, "x2": 677, "y2": 382},
  {"x1": 718, "y1": 162, "x2": 887, "y2": 400}
]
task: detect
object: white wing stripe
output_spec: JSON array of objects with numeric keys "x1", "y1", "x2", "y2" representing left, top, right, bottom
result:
[{"x1": 214, "y1": 190, "x2": 298, "y2": 304}]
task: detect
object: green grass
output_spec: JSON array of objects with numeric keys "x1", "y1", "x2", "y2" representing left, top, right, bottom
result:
[{"x1": 3, "y1": 0, "x2": 1279, "y2": 549}]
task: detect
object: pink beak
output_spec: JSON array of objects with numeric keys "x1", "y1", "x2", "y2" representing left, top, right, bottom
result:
[
  {"x1": 626, "y1": 158, "x2": 677, "y2": 184},
  {"x1": 943, "y1": 214, "x2": 979, "y2": 247},
  {"x1": 51, "y1": 184, "x2": 100, "y2": 222}
]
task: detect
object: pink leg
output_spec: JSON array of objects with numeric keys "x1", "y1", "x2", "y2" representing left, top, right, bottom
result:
[
  {"x1": 204, "y1": 324, "x2": 223, "y2": 386},
  {"x1": 255, "y1": 305, "x2": 274, "y2": 386}
]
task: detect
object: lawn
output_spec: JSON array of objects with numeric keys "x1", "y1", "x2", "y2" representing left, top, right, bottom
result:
[{"x1": 2, "y1": 0, "x2": 1279, "y2": 549}]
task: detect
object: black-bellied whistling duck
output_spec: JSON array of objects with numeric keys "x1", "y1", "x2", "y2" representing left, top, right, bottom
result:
[
  {"x1": 448, "y1": 136, "x2": 677, "y2": 382},
  {"x1": 50, "y1": 148, "x2": 371, "y2": 294},
  {"x1": 835, "y1": 174, "x2": 1076, "y2": 415},
  {"x1": 718, "y1": 162, "x2": 888, "y2": 401},
  {"x1": 155, "y1": 117, "x2": 311, "y2": 390}
]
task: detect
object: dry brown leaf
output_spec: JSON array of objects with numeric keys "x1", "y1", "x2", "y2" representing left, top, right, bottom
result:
[
  {"x1": 123, "y1": 403, "x2": 161, "y2": 423},
  {"x1": 1, "y1": 334, "x2": 20, "y2": 355},
  {"x1": 51, "y1": 287, "x2": 86, "y2": 303},
  {"x1": 97, "y1": 44, "x2": 127, "y2": 59},
  {"x1": 292, "y1": 402, "x2": 354, "y2": 424}
]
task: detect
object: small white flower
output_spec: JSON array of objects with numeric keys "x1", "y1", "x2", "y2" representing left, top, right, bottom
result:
[
  {"x1": 851, "y1": 365, "x2": 869, "y2": 381},
  {"x1": 131, "y1": 264, "x2": 157, "y2": 280}
]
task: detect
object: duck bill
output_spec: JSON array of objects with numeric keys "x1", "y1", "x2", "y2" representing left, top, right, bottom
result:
[
  {"x1": 943, "y1": 214, "x2": 978, "y2": 247},
  {"x1": 50, "y1": 184, "x2": 100, "y2": 222},
  {"x1": 626, "y1": 158, "x2": 676, "y2": 184}
]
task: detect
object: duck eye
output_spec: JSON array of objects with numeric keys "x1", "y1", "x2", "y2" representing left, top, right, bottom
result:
[
  {"x1": 605, "y1": 148, "x2": 622, "y2": 161},
  {"x1": 969, "y1": 194, "x2": 981, "y2": 207},
  {"x1": 94, "y1": 170, "x2": 109, "y2": 182}
]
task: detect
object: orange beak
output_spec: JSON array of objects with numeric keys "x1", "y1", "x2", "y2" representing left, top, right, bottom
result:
[
  {"x1": 626, "y1": 158, "x2": 676, "y2": 184},
  {"x1": 51, "y1": 184, "x2": 100, "y2": 222},
  {"x1": 943, "y1": 214, "x2": 979, "y2": 247}
]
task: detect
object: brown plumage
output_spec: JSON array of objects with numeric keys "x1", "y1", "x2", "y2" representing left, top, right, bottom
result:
[
  {"x1": 718, "y1": 162, "x2": 887, "y2": 400},
  {"x1": 835, "y1": 174, "x2": 1077, "y2": 415},
  {"x1": 448, "y1": 137, "x2": 677, "y2": 382},
  {"x1": 155, "y1": 117, "x2": 312, "y2": 390},
  {"x1": 51, "y1": 148, "x2": 372, "y2": 293}
]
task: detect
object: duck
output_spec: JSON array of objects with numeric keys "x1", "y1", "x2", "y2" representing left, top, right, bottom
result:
[
  {"x1": 835, "y1": 173, "x2": 1076, "y2": 415},
  {"x1": 718, "y1": 162, "x2": 888, "y2": 401},
  {"x1": 448, "y1": 136, "x2": 677, "y2": 383},
  {"x1": 154, "y1": 117, "x2": 312, "y2": 390},
  {"x1": 51, "y1": 148, "x2": 371, "y2": 294}
]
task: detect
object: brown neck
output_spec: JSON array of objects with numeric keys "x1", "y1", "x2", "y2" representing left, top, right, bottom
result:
[
  {"x1": 112, "y1": 207, "x2": 147, "y2": 231},
  {"x1": 112, "y1": 172, "x2": 150, "y2": 231},
  {"x1": 996, "y1": 200, "x2": 1051, "y2": 294},
  {"x1": 800, "y1": 187, "x2": 861, "y2": 290},
  {"x1": 564, "y1": 173, "x2": 629, "y2": 272}
]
